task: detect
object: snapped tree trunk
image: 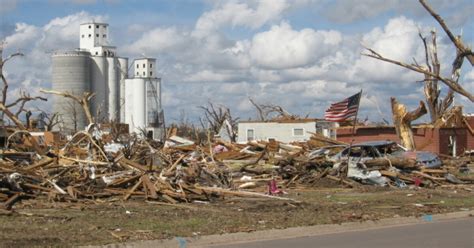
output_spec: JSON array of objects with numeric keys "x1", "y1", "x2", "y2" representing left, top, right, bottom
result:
[{"x1": 391, "y1": 98, "x2": 427, "y2": 151}]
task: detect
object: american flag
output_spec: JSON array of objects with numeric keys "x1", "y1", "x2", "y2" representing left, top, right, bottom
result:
[{"x1": 324, "y1": 92, "x2": 361, "y2": 122}]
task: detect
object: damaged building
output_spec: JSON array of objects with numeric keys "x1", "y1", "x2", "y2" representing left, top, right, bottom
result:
[
  {"x1": 337, "y1": 114, "x2": 474, "y2": 156},
  {"x1": 237, "y1": 119, "x2": 337, "y2": 143}
]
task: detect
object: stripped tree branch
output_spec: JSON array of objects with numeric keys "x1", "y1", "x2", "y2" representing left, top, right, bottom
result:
[
  {"x1": 4, "y1": 91, "x2": 48, "y2": 117},
  {"x1": 363, "y1": 47, "x2": 473, "y2": 102},
  {"x1": 0, "y1": 42, "x2": 24, "y2": 106},
  {"x1": 198, "y1": 101, "x2": 238, "y2": 141},
  {"x1": 43, "y1": 112, "x2": 60, "y2": 131},
  {"x1": 40, "y1": 89, "x2": 95, "y2": 124},
  {"x1": 248, "y1": 98, "x2": 297, "y2": 121},
  {"x1": 419, "y1": 0, "x2": 474, "y2": 65},
  {"x1": 249, "y1": 97, "x2": 265, "y2": 121}
]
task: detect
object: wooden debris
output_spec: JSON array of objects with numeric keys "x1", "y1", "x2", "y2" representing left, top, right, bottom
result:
[{"x1": 0, "y1": 117, "x2": 470, "y2": 210}]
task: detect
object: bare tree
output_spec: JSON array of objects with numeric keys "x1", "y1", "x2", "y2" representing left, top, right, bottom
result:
[
  {"x1": 42, "y1": 111, "x2": 61, "y2": 131},
  {"x1": 40, "y1": 89, "x2": 95, "y2": 125},
  {"x1": 248, "y1": 97, "x2": 297, "y2": 121},
  {"x1": 198, "y1": 101, "x2": 238, "y2": 141},
  {"x1": 362, "y1": 0, "x2": 473, "y2": 150},
  {"x1": 0, "y1": 41, "x2": 45, "y2": 154},
  {"x1": 363, "y1": 0, "x2": 473, "y2": 105},
  {"x1": 0, "y1": 41, "x2": 24, "y2": 106},
  {"x1": 63, "y1": 100, "x2": 80, "y2": 133},
  {"x1": 418, "y1": 31, "x2": 453, "y2": 122},
  {"x1": 5, "y1": 90, "x2": 47, "y2": 118},
  {"x1": 0, "y1": 42, "x2": 46, "y2": 128}
]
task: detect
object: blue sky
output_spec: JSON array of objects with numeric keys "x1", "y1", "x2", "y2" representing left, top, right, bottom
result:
[{"x1": 1, "y1": 0, "x2": 473, "y2": 124}]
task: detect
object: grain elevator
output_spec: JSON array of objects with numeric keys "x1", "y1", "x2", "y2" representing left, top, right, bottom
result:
[{"x1": 51, "y1": 22, "x2": 164, "y2": 139}]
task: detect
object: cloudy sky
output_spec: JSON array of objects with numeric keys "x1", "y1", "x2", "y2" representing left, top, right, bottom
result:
[{"x1": 1, "y1": 0, "x2": 473, "y2": 124}]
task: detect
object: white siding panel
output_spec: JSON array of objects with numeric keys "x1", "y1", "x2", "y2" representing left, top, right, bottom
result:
[{"x1": 237, "y1": 122, "x2": 316, "y2": 143}]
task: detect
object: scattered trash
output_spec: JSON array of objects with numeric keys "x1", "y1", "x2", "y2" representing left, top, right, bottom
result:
[
  {"x1": 395, "y1": 178, "x2": 407, "y2": 188},
  {"x1": 413, "y1": 177, "x2": 422, "y2": 187},
  {"x1": 422, "y1": 214, "x2": 433, "y2": 222},
  {"x1": 176, "y1": 237, "x2": 187, "y2": 248},
  {"x1": 268, "y1": 179, "x2": 283, "y2": 195}
]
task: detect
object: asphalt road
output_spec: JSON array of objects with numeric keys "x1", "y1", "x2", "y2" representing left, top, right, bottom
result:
[{"x1": 210, "y1": 218, "x2": 474, "y2": 248}]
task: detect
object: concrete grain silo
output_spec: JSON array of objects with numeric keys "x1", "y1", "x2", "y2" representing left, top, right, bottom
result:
[
  {"x1": 124, "y1": 78, "x2": 146, "y2": 132},
  {"x1": 51, "y1": 50, "x2": 91, "y2": 131},
  {"x1": 124, "y1": 58, "x2": 164, "y2": 140}
]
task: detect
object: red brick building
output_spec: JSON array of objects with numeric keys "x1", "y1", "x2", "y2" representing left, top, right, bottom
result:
[{"x1": 337, "y1": 115, "x2": 474, "y2": 156}]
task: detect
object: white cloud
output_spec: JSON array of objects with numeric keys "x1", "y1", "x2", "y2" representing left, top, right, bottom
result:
[
  {"x1": 249, "y1": 21, "x2": 342, "y2": 69},
  {"x1": 193, "y1": 0, "x2": 290, "y2": 37},
  {"x1": 122, "y1": 27, "x2": 187, "y2": 55},
  {"x1": 122, "y1": 13, "x2": 471, "y2": 122},
  {"x1": 351, "y1": 17, "x2": 425, "y2": 84},
  {"x1": 184, "y1": 69, "x2": 246, "y2": 83},
  {"x1": 4, "y1": 23, "x2": 40, "y2": 49},
  {"x1": 3, "y1": 1, "x2": 472, "y2": 125}
]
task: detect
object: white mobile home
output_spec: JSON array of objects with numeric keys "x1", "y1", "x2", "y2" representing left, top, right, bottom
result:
[{"x1": 237, "y1": 119, "x2": 337, "y2": 143}]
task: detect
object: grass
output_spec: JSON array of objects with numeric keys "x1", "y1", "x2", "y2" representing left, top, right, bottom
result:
[{"x1": 0, "y1": 187, "x2": 473, "y2": 246}]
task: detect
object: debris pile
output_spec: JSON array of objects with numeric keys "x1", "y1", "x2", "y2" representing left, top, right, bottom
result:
[{"x1": 0, "y1": 124, "x2": 473, "y2": 210}]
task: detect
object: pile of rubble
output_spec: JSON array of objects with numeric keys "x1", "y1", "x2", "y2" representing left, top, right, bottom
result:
[{"x1": 0, "y1": 125, "x2": 473, "y2": 210}]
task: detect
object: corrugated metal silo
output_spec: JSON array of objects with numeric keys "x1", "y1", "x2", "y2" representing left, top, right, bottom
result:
[
  {"x1": 51, "y1": 50, "x2": 91, "y2": 132},
  {"x1": 106, "y1": 57, "x2": 119, "y2": 121},
  {"x1": 90, "y1": 56, "x2": 107, "y2": 121},
  {"x1": 118, "y1": 57, "x2": 128, "y2": 123}
]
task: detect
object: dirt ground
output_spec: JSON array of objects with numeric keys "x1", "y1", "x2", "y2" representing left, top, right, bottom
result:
[{"x1": 0, "y1": 183, "x2": 473, "y2": 247}]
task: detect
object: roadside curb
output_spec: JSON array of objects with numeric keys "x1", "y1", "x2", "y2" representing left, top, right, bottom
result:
[{"x1": 92, "y1": 209, "x2": 474, "y2": 248}]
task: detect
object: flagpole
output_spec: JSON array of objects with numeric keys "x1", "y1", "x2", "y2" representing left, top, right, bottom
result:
[{"x1": 350, "y1": 89, "x2": 363, "y2": 138}]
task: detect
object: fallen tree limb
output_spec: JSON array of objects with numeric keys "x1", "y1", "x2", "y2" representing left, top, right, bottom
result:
[{"x1": 195, "y1": 186, "x2": 299, "y2": 202}]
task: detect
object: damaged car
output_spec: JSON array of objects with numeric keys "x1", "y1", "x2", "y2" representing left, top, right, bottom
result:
[
  {"x1": 329, "y1": 140, "x2": 442, "y2": 186},
  {"x1": 332, "y1": 140, "x2": 442, "y2": 168}
]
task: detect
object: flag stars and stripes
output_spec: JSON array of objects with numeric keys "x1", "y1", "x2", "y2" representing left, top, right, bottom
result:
[{"x1": 324, "y1": 91, "x2": 361, "y2": 122}]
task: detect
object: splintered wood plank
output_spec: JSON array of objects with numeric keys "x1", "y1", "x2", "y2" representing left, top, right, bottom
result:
[
  {"x1": 108, "y1": 174, "x2": 141, "y2": 187},
  {"x1": 380, "y1": 170, "x2": 399, "y2": 178},
  {"x1": 420, "y1": 168, "x2": 447, "y2": 174},
  {"x1": 4, "y1": 193, "x2": 21, "y2": 210},
  {"x1": 22, "y1": 183, "x2": 52, "y2": 192},
  {"x1": 180, "y1": 184, "x2": 203, "y2": 195},
  {"x1": 412, "y1": 171, "x2": 445, "y2": 181},
  {"x1": 195, "y1": 186, "x2": 298, "y2": 202},
  {"x1": 66, "y1": 186, "x2": 77, "y2": 199},
  {"x1": 141, "y1": 175, "x2": 158, "y2": 199},
  {"x1": 123, "y1": 178, "x2": 142, "y2": 201},
  {"x1": 326, "y1": 175, "x2": 356, "y2": 188},
  {"x1": 161, "y1": 194, "x2": 178, "y2": 204},
  {"x1": 119, "y1": 157, "x2": 148, "y2": 172},
  {"x1": 25, "y1": 157, "x2": 54, "y2": 171}
]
